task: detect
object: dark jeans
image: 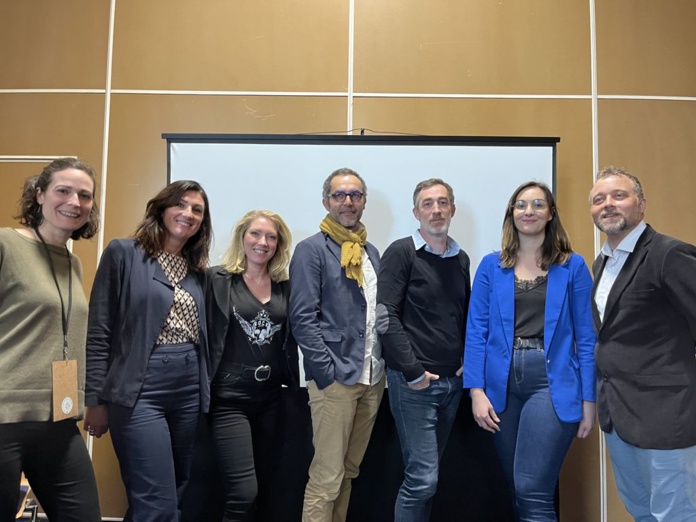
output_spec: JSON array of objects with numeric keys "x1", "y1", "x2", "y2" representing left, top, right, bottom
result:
[
  {"x1": 209, "y1": 370, "x2": 281, "y2": 522},
  {"x1": 494, "y1": 347, "x2": 578, "y2": 522},
  {"x1": 0, "y1": 419, "x2": 101, "y2": 522},
  {"x1": 387, "y1": 368, "x2": 463, "y2": 522},
  {"x1": 109, "y1": 343, "x2": 200, "y2": 522}
]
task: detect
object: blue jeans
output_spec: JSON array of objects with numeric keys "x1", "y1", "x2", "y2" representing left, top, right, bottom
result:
[
  {"x1": 494, "y1": 348, "x2": 577, "y2": 522},
  {"x1": 387, "y1": 368, "x2": 463, "y2": 522},
  {"x1": 605, "y1": 429, "x2": 696, "y2": 522},
  {"x1": 109, "y1": 343, "x2": 200, "y2": 522}
]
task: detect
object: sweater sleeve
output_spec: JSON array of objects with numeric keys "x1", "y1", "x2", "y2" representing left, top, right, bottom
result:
[{"x1": 377, "y1": 240, "x2": 425, "y2": 381}]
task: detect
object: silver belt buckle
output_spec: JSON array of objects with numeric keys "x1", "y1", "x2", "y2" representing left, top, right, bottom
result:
[
  {"x1": 254, "y1": 365, "x2": 271, "y2": 382},
  {"x1": 513, "y1": 337, "x2": 522, "y2": 349}
]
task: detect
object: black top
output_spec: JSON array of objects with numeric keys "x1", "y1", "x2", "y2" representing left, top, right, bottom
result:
[
  {"x1": 218, "y1": 275, "x2": 286, "y2": 372},
  {"x1": 377, "y1": 237, "x2": 471, "y2": 381},
  {"x1": 514, "y1": 274, "x2": 547, "y2": 338}
]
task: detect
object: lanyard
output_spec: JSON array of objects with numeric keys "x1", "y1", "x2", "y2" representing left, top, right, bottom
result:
[{"x1": 34, "y1": 227, "x2": 73, "y2": 360}]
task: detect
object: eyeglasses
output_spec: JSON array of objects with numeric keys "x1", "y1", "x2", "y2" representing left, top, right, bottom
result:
[
  {"x1": 513, "y1": 199, "x2": 548, "y2": 212},
  {"x1": 329, "y1": 190, "x2": 364, "y2": 203}
]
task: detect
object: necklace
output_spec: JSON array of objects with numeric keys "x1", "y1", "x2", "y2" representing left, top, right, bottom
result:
[{"x1": 243, "y1": 272, "x2": 267, "y2": 286}]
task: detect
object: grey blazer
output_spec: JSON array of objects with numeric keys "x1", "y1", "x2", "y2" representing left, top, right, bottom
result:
[
  {"x1": 289, "y1": 231, "x2": 380, "y2": 390},
  {"x1": 86, "y1": 239, "x2": 210, "y2": 411},
  {"x1": 592, "y1": 225, "x2": 696, "y2": 449}
]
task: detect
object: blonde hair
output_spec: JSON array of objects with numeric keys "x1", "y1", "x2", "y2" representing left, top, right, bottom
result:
[{"x1": 220, "y1": 210, "x2": 292, "y2": 282}]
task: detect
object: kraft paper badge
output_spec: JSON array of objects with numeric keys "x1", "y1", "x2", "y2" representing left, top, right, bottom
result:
[{"x1": 52, "y1": 360, "x2": 78, "y2": 421}]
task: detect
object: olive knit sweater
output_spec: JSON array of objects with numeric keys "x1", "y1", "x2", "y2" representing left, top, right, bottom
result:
[{"x1": 0, "y1": 228, "x2": 88, "y2": 423}]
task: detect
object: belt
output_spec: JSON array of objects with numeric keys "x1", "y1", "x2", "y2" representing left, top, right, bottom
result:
[
  {"x1": 513, "y1": 337, "x2": 543, "y2": 350},
  {"x1": 219, "y1": 363, "x2": 272, "y2": 382}
]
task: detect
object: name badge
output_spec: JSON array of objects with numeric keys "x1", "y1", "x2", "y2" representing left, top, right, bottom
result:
[{"x1": 52, "y1": 359, "x2": 78, "y2": 421}]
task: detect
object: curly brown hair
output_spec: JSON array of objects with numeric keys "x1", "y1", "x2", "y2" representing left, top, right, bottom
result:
[{"x1": 15, "y1": 157, "x2": 100, "y2": 240}]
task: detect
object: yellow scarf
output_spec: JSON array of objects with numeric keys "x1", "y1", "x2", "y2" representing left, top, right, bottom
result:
[{"x1": 320, "y1": 214, "x2": 367, "y2": 287}]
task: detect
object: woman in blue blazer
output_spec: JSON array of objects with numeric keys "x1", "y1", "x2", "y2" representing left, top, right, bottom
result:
[
  {"x1": 464, "y1": 181, "x2": 596, "y2": 522},
  {"x1": 85, "y1": 180, "x2": 212, "y2": 521}
]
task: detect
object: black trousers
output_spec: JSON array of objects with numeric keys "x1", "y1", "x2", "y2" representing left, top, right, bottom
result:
[
  {"x1": 0, "y1": 419, "x2": 101, "y2": 522},
  {"x1": 209, "y1": 374, "x2": 282, "y2": 522}
]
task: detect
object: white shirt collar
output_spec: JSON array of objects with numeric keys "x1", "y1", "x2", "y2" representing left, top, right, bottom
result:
[
  {"x1": 601, "y1": 220, "x2": 647, "y2": 258},
  {"x1": 412, "y1": 229, "x2": 461, "y2": 258}
]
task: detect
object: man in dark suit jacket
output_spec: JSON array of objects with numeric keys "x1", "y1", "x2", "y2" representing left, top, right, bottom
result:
[
  {"x1": 289, "y1": 168, "x2": 385, "y2": 522},
  {"x1": 589, "y1": 166, "x2": 696, "y2": 521}
]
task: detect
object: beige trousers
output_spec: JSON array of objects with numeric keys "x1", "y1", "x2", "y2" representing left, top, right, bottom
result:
[{"x1": 302, "y1": 376, "x2": 386, "y2": 522}]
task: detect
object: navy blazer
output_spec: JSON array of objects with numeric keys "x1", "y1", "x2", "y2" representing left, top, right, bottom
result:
[
  {"x1": 86, "y1": 239, "x2": 210, "y2": 411},
  {"x1": 592, "y1": 226, "x2": 696, "y2": 449},
  {"x1": 464, "y1": 252, "x2": 596, "y2": 423},
  {"x1": 289, "y1": 231, "x2": 380, "y2": 390}
]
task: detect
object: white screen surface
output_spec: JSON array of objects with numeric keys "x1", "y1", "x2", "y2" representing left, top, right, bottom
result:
[{"x1": 168, "y1": 135, "x2": 556, "y2": 274}]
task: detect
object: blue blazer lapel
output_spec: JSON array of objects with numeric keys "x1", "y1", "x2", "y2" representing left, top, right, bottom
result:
[
  {"x1": 324, "y1": 234, "x2": 342, "y2": 263},
  {"x1": 365, "y1": 243, "x2": 379, "y2": 272},
  {"x1": 495, "y1": 265, "x2": 515, "y2": 350},
  {"x1": 545, "y1": 263, "x2": 570, "y2": 351}
]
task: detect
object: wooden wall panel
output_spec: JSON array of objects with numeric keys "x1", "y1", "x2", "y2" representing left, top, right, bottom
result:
[
  {"x1": 0, "y1": 94, "x2": 105, "y2": 157},
  {"x1": 112, "y1": 0, "x2": 349, "y2": 92},
  {"x1": 353, "y1": 97, "x2": 595, "y2": 259},
  {"x1": 0, "y1": 93, "x2": 105, "y2": 290},
  {"x1": 0, "y1": 0, "x2": 109, "y2": 89},
  {"x1": 596, "y1": 1, "x2": 696, "y2": 96},
  {"x1": 104, "y1": 94, "x2": 347, "y2": 241},
  {"x1": 0, "y1": 164, "x2": 40, "y2": 228},
  {"x1": 598, "y1": 99, "x2": 696, "y2": 244},
  {"x1": 354, "y1": 0, "x2": 591, "y2": 94}
]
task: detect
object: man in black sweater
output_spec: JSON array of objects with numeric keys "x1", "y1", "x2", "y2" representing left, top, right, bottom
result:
[{"x1": 376, "y1": 178, "x2": 471, "y2": 522}]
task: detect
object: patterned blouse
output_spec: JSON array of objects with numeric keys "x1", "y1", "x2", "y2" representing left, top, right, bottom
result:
[{"x1": 155, "y1": 251, "x2": 201, "y2": 345}]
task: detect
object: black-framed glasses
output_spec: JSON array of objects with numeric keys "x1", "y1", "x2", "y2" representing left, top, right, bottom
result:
[
  {"x1": 513, "y1": 199, "x2": 548, "y2": 212},
  {"x1": 330, "y1": 190, "x2": 364, "y2": 203}
]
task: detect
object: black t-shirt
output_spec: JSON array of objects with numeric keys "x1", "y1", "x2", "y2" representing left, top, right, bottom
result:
[{"x1": 218, "y1": 274, "x2": 286, "y2": 372}]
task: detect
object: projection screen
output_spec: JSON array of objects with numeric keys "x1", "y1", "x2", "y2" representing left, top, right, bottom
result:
[{"x1": 165, "y1": 134, "x2": 558, "y2": 274}]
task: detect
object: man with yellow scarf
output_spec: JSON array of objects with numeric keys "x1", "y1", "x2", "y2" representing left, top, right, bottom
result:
[{"x1": 290, "y1": 167, "x2": 385, "y2": 522}]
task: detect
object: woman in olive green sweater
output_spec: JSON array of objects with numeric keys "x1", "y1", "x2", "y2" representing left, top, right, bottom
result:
[{"x1": 0, "y1": 158, "x2": 101, "y2": 521}]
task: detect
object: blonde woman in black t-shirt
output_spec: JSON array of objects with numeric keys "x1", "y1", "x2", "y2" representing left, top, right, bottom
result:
[{"x1": 206, "y1": 210, "x2": 299, "y2": 522}]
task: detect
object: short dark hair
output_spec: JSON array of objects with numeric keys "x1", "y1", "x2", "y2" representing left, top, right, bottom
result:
[
  {"x1": 322, "y1": 168, "x2": 367, "y2": 199},
  {"x1": 500, "y1": 181, "x2": 572, "y2": 270},
  {"x1": 132, "y1": 180, "x2": 212, "y2": 271},
  {"x1": 412, "y1": 178, "x2": 455, "y2": 208},
  {"x1": 15, "y1": 157, "x2": 100, "y2": 241}
]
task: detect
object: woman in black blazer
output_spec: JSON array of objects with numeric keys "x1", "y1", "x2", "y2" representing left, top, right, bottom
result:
[
  {"x1": 85, "y1": 180, "x2": 212, "y2": 521},
  {"x1": 206, "y1": 209, "x2": 298, "y2": 522}
]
